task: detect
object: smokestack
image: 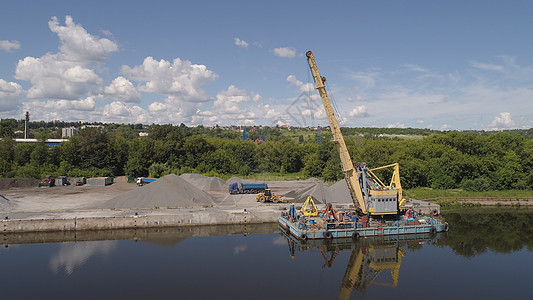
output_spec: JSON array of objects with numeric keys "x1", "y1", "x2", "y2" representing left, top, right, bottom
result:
[{"x1": 24, "y1": 111, "x2": 30, "y2": 139}]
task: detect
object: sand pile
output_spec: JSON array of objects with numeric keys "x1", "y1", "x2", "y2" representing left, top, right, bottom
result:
[
  {"x1": 0, "y1": 193, "x2": 13, "y2": 211},
  {"x1": 95, "y1": 174, "x2": 214, "y2": 209},
  {"x1": 283, "y1": 179, "x2": 352, "y2": 204},
  {"x1": 180, "y1": 173, "x2": 226, "y2": 192}
]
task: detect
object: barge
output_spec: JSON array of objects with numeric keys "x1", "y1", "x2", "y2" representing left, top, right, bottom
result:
[{"x1": 279, "y1": 203, "x2": 448, "y2": 240}]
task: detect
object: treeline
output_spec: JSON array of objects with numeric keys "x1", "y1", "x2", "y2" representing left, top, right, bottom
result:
[{"x1": 0, "y1": 124, "x2": 532, "y2": 191}]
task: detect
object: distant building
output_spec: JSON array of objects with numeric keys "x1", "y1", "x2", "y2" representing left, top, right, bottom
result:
[
  {"x1": 81, "y1": 125, "x2": 104, "y2": 130},
  {"x1": 138, "y1": 132, "x2": 149, "y2": 137},
  {"x1": 62, "y1": 127, "x2": 77, "y2": 138}
]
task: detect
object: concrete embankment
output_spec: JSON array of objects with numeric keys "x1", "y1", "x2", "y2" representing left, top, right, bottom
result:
[{"x1": 1, "y1": 205, "x2": 288, "y2": 233}]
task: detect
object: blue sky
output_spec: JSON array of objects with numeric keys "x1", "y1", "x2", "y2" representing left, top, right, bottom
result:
[{"x1": 0, "y1": 0, "x2": 532, "y2": 130}]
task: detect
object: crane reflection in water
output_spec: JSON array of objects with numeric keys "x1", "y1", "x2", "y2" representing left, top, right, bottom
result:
[{"x1": 281, "y1": 227, "x2": 444, "y2": 299}]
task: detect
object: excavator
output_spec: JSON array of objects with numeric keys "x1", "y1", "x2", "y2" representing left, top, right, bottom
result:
[{"x1": 306, "y1": 50, "x2": 407, "y2": 216}]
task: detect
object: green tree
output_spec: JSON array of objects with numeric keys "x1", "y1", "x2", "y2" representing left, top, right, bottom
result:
[
  {"x1": 124, "y1": 138, "x2": 154, "y2": 177},
  {"x1": 322, "y1": 158, "x2": 342, "y2": 182},
  {"x1": 303, "y1": 152, "x2": 323, "y2": 178},
  {"x1": 75, "y1": 128, "x2": 110, "y2": 169},
  {"x1": 0, "y1": 119, "x2": 15, "y2": 137},
  {"x1": 0, "y1": 136, "x2": 15, "y2": 176}
]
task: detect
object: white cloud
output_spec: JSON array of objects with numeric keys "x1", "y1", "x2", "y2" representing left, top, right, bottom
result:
[
  {"x1": 63, "y1": 66, "x2": 101, "y2": 84},
  {"x1": 22, "y1": 97, "x2": 100, "y2": 121},
  {"x1": 26, "y1": 97, "x2": 96, "y2": 111},
  {"x1": 489, "y1": 112, "x2": 515, "y2": 129},
  {"x1": 104, "y1": 76, "x2": 141, "y2": 103},
  {"x1": 14, "y1": 16, "x2": 117, "y2": 101},
  {"x1": 386, "y1": 123, "x2": 405, "y2": 128},
  {"x1": 214, "y1": 85, "x2": 249, "y2": 113},
  {"x1": 122, "y1": 56, "x2": 217, "y2": 103},
  {"x1": 440, "y1": 124, "x2": 452, "y2": 131},
  {"x1": 348, "y1": 105, "x2": 369, "y2": 118},
  {"x1": 0, "y1": 79, "x2": 25, "y2": 111},
  {"x1": 402, "y1": 64, "x2": 429, "y2": 73},
  {"x1": 234, "y1": 37, "x2": 249, "y2": 48},
  {"x1": 102, "y1": 101, "x2": 152, "y2": 124},
  {"x1": 470, "y1": 61, "x2": 504, "y2": 72},
  {"x1": 0, "y1": 40, "x2": 20, "y2": 52},
  {"x1": 16, "y1": 55, "x2": 99, "y2": 99},
  {"x1": 273, "y1": 47, "x2": 296, "y2": 58},
  {"x1": 148, "y1": 101, "x2": 167, "y2": 112},
  {"x1": 286, "y1": 75, "x2": 314, "y2": 93},
  {"x1": 48, "y1": 16, "x2": 118, "y2": 62},
  {"x1": 346, "y1": 95, "x2": 364, "y2": 102},
  {"x1": 187, "y1": 85, "x2": 279, "y2": 126}
]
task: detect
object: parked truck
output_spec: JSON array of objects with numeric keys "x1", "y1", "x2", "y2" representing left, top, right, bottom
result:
[
  {"x1": 137, "y1": 177, "x2": 156, "y2": 186},
  {"x1": 229, "y1": 183, "x2": 268, "y2": 194}
]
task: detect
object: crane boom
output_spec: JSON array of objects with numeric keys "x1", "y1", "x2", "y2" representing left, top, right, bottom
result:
[
  {"x1": 306, "y1": 50, "x2": 367, "y2": 212},
  {"x1": 306, "y1": 50, "x2": 405, "y2": 215}
]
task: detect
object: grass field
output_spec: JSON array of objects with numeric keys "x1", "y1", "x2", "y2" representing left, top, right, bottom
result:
[{"x1": 405, "y1": 187, "x2": 533, "y2": 200}]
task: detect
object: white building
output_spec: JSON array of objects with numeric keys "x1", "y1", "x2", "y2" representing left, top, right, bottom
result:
[{"x1": 62, "y1": 127, "x2": 77, "y2": 138}]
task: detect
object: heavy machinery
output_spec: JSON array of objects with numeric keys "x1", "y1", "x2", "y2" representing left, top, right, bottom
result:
[
  {"x1": 39, "y1": 175, "x2": 55, "y2": 187},
  {"x1": 229, "y1": 182, "x2": 268, "y2": 194},
  {"x1": 306, "y1": 50, "x2": 406, "y2": 216},
  {"x1": 300, "y1": 196, "x2": 319, "y2": 217},
  {"x1": 256, "y1": 189, "x2": 286, "y2": 203}
]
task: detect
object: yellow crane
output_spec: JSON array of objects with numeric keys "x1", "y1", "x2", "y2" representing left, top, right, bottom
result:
[{"x1": 306, "y1": 50, "x2": 406, "y2": 215}]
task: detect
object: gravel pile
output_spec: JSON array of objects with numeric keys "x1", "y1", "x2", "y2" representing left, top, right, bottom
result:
[
  {"x1": 283, "y1": 179, "x2": 352, "y2": 205},
  {"x1": 95, "y1": 174, "x2": 215, "y2": 209},
  {"x1": 180, "y1": 173, "x2": 226, "y2": 192},
  {"x1": 328, "y1": 179, "x2": 352, "y2": 204}
]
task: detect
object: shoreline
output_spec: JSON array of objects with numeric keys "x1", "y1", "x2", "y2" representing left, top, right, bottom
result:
[{"x1": 0, "y1": 174, "x2": 440, "y2": 234}]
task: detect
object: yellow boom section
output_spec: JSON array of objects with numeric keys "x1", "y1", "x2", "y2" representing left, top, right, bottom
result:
[{"x1": 306, "y1": 50, "x2": 367, "y2": 213}]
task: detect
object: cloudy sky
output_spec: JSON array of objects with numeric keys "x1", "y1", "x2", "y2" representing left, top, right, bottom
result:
[{"x1": 0, "y1": 0, "x2": 532, "y2": 130}]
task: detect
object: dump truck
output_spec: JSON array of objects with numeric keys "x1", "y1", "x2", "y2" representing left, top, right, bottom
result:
[{"x1": 229, "y1": 183, "x2": 268, "y2": 194}]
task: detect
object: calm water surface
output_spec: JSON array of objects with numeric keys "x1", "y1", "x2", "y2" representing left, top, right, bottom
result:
[{"x1": 2, "y1": 209, "x2": 533, "y2": 299}]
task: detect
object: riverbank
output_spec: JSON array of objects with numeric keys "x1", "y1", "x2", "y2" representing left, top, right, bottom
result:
[{"x1": 1, "y1": 174, "x2": 440, "y2": 233}]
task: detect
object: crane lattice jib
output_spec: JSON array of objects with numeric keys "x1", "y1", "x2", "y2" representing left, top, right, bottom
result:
[{"x1": 306, "y1": 50, "x2": 367, "y2": 212}]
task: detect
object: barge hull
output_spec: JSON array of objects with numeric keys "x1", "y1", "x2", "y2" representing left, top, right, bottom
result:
[{"x1": 279, "y1": 216, "x2": 448, "y2": 240}]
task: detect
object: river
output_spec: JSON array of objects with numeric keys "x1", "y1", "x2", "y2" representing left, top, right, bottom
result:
[{"x1": 2, "y1": 208, "x2": 533, "y2": 299}]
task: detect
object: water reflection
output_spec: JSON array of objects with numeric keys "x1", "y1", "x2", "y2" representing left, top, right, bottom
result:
[
  {"x1": 436, "y1": 208, "x2": 533, "y2": 257},
  {"x1": 49, "y1": 241, "x2": 117, "y2": 275},
  {"x1": 2, "y1": 211, "x2": 533, "y2": 298},
  {"x1": 281, "y1": 227, "x2": 443, "y2": 299},
  {"x1": 233, "y1": 245, "x2": 248, "y2": 255}
]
